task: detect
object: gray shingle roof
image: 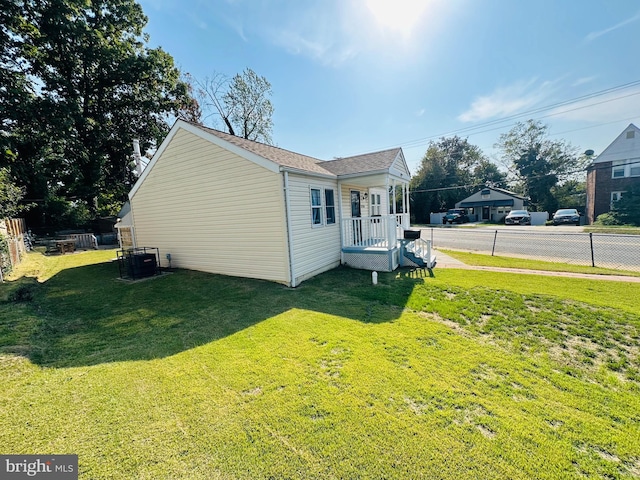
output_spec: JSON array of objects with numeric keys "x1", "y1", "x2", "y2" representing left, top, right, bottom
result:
[
  {"x1": 187, "y1": 122, "x2": 402, "y2": 178},
  {"x1": 190, "y1": 122, "x2": 333, "y2": 176},
  {"x1": 319, "y1": 148, "x2": 402, "y2": 175}
]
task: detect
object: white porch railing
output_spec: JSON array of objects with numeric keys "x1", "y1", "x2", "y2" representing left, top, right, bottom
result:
[
  {"x1": 395, "y1": 213, "x2": 410, "y2": 238},
  {"x1": 342, "y1": 215, "x2": 400, "y2": 249}
]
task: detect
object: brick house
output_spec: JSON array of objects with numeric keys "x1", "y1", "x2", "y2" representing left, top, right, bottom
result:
[{"x1": 585, "y1": 123, "x2": 640, "y2": 224}]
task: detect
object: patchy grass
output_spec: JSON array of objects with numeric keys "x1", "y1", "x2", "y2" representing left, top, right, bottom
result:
[
  {"x1": 439, "y1": 248, "x2": 640, "y2": 278},
  {"x1": 0, "y1": 250, "x2": 639, "y2": 479}
]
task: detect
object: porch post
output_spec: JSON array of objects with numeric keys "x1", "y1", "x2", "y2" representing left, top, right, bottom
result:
[
  {"x1": 392, "y1": 181, "x2": 397, "y2": 215},
  {"x1": 404, "y1": 183, "x2": 410, "y2": 226}
]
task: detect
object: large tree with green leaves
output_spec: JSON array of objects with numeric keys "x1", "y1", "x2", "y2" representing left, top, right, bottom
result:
[
  {"x1": 0, "y1": 0, "x2": 193, "y2": 227},
  {"x1": 188, "y1": 68, "x2": 274, "y2": 144},
  {"x1": 495, "y1": 120, "x2": 584, "y2": 213},
  {"x1": 410, "y1": 136, "x2": 504, "y2": 223}
]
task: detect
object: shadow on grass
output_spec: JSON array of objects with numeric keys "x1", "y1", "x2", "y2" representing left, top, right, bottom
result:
[{"x1": 0, "y1": 261, "x2": 427, "y2": 368}]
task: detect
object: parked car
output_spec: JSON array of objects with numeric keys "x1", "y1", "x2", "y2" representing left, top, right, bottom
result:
[
  {"x1": 443, "y1": 208, "x2": 470, "y2": 224},
  {"x1": 504, "y1": 210, "x2": 531, "y2": 225},
  {"x1": 552, "y1": 208, "x2": 580, "y2": 226}
]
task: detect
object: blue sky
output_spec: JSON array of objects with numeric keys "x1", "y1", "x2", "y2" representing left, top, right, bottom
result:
[{"x1": 139, "y1": 0, "x2": 640, "y2": 174}]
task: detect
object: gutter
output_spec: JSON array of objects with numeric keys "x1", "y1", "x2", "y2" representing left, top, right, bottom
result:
[{"x1": 283, "y1": 171, "x2": 297, "y2": 288}]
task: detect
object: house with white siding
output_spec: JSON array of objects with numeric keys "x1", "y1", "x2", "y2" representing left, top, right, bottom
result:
[{"x1": 127, "y1": 120, "x2": 433, "y2": 287}]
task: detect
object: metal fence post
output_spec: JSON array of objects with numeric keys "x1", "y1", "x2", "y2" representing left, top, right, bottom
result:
[
  {"x1": 491, "y1": 230, "x2": 498, "y2": 256},
  {"x1": 589, "y1": 232, "x2": 595, "y2": 267}
]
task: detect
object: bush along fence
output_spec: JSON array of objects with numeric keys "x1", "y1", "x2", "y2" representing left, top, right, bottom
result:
[
  {"x1": 0, "y1": 218, "x2": 27, "y2": 281},
  {"x1": 425, "y1": 227, "x2": 640, "y2": 273}
]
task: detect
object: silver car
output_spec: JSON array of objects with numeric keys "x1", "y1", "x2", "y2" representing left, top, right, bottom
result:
[
  {"x1": 504, "y1": 210, "x2": 531, "y2": 225},
  {"x1": 553, "y1": 209, "x2": 580, "y2": 225}
]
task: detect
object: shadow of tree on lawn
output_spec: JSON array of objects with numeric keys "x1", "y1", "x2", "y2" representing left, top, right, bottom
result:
[{"x1": 0, "y1": 261, "x2": 428, "y2": 368}]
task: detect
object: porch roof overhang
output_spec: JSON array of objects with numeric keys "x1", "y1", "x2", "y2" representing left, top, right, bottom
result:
[
  {"x1": 336, "y1": 170, "x2": 409, "y2": 187},
  {"x1": 459, "y1": 199, "x2": 514, "y2": 207}
]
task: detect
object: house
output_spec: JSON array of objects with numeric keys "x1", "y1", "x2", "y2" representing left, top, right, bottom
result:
[
  {"x1": 585, "y1": 123, "x2": 640, "y2": 224},
  {"x1": 454, "y1": 186, "x2": 529, "y2": 222},
  {"x1": 127, "y1": 120, "x2": 432, "y2": 287}
]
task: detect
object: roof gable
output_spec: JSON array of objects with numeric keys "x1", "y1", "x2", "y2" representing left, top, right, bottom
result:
[
  {"x1": 459, "y1": 186, "x2": 527, "y2": 203},
  {"x1": 592, "y1": 123, "x2": 640, "y2": 164},
  {"x1": 319, "y1": 148, "x2": 406, "y2": 177},
  {"x1": 129, "y1": 120, "x2": 411, "y2": 199}
]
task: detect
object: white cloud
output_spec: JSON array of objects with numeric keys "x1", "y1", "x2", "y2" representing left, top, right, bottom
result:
[
  {"x1": 571, "y1": 76, "x2": 596, "y2": 87},
  {"x1": 416, "y1": 108, "x2": 425, "y2": 117},
  {"x1": 584, "y1": 11, "x2": 640, "y2": 42},
  {"x1": 267, "y1": 28, "x2": 358, "y2": 67},
  {"x1": 458, "y1": 79, "x2": 553, "y2": 122}
]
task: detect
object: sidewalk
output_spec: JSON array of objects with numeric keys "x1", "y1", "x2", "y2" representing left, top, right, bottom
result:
[{"x1": 432, "y1": 249, "x2": 640, "y2": 283}]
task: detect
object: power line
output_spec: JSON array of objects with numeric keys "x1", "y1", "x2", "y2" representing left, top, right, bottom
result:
[{"x1": 349, "y1": 79, "x2": 640, "y2": 155}]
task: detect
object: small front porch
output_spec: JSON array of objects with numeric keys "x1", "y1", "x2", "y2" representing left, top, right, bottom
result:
[{"x1": 340, "y1": 214, "x2": 409, "y2": 272}]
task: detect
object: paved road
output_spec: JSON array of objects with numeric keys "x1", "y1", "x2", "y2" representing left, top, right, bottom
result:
[{"x1": 419, "y1": 225, "x2": 640, "y2": 272}]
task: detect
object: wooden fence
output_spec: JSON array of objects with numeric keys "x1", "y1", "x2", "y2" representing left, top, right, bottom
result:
[{"x1": 0, "y1": 218, "x2": 27, "y2": 280}]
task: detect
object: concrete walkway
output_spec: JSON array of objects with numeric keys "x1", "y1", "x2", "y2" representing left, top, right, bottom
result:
[{"x1": 432, "y1": 249, "x2": 640, "y2": 283}]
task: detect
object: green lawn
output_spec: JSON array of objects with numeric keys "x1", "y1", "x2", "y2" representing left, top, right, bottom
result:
[{"x1": 1, "y1": 250, "x2": 639, "y2": 479}]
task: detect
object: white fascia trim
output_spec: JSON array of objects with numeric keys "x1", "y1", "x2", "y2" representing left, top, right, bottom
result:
[
  {"x1": 129, "y1": 120, "x2": 182, "y2": 199},
  {"x1": 280, "y1": 166, "x2": 336, "y2": 179},
  {"x1": 129, "y1": 119, "x2": 281, "y2": 199},
  {"x1": 180, "y1": 121, "x2": 281, "y2": 174}
]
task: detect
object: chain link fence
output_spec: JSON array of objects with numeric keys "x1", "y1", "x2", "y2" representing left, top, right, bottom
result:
[{"x1": 422, "y1": 227, "x2": 640, "y2": 273}]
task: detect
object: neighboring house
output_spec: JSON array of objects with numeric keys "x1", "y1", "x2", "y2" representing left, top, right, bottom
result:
[
  {"x1": 455, "y1": 186, "x2": 529, "y2": 222},
  {"x1": 585, "y1": 123, "x2": 640, "y2": 224},
  {"x1": 127, "y1": 120, "x2": 430, "y2": 287}
]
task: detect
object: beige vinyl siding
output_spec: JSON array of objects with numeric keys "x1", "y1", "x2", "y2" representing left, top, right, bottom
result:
[
  {"x1": 130, "y1": 128, "x2": 290, "y2": 283},
  {"x1": 287, "y1": 173, "x2": 341, "y2": 284}
]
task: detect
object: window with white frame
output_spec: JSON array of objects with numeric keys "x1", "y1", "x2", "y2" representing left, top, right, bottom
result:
[
  {"x1": 325, "y1": 189, "x2": 336, "y2": 224},
  {"x1": 611, "y1": 191, "x2": 623, "y2": 205},
  {"x1": 612, "y1": 161, "x2": 625, "y2": 178},
  {"x1": 311, "y1": 188, "x2": 322, "y2": 225},
  {"x1": 611, "y1": 159, "x2": 640, "y2": 178},
  {"x1": 370, "y1": 193, "x2": 381, "y2": 216},
  {"x1": 310, "y1": 187, "x2": 337, "y2": 227}
]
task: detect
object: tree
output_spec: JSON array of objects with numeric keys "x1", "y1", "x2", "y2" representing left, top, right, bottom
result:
[
  {"x1": 495, "y1": 120, "x2": 583, "y2": 212},
  {"x1": 0, "y1": 0, "x2": 194, "y2": 227},
  {"x1": 410, "y1": 136, "x2": 500, "y2": 223},
  {"x1": 189, "y1": 68, "x2": 274, "y2": 143},
  {"x1": 0, "y1": 167, "x2": 27, "y2": 219}
]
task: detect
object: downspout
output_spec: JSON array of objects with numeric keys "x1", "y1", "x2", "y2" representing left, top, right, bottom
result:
[{"x1": 283, "y1": 171, "x2": 297, "y2": 288}]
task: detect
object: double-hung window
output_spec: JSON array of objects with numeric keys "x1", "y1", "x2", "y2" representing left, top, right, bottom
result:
[
  {"x1": 325, "y1": 189, "x2": 336, "y2": 224},
  {"x1": 311, "y1": 188, "x2": 322, "y2": 225},
  {"x1": 311, "y1": 187, "x2": 337, "y2": 226}
]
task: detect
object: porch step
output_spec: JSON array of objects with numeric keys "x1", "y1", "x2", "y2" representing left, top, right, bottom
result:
[{"x1": 403, "y1": 250, "x2": 437, "y2": 269}]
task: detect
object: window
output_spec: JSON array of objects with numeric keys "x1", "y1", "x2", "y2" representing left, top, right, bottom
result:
[
  {"x1": 370, "y1": 193, "x2": 381, "y2": 216},
  {"x1": 481, "y1": 189, "x2": 490, "y2": 199},
  {"x1": 627, "y1": 131, "x2": 635, "y2": 139},
  {"x1": 325, "y1": 189, "x2": 335, "y2": 224},
  {"x1": 611, "y1": 191, "x2": 623, "y2": 204},
  {"x1": 612, "y1": 161, "x2": 625, "y2": 178},
  {"x1": 311, "y1": 188, "x2": 322, "y2": 225},
  {"x1": 631, "y1": 162, "x2": 640, "y2": 177}
]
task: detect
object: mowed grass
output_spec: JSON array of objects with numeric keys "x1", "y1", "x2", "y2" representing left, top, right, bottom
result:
[
  {"x1": 439, "y1": 248, "x2": 640, "y2": 278},
  {"x1": 1, "y1": 251, "x2": 639, "y2": 479}
]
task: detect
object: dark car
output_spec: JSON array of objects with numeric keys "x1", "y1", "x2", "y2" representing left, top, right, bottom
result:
[
  {"x1": 553, "y1": 208, "x2": 580, "y2": 226},
  {"x1": 443, "y1": 208, "x2": 470, "y2": 224},
  {"x1": 504, "y1": 210, "x2": 531, "y2": 225}
]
